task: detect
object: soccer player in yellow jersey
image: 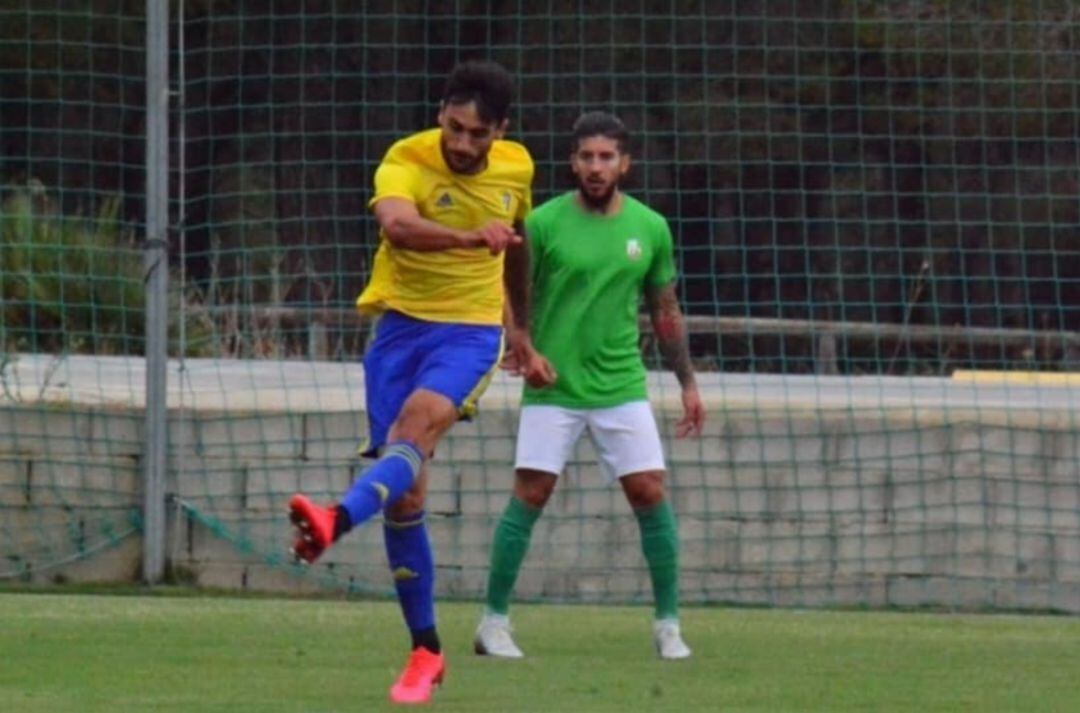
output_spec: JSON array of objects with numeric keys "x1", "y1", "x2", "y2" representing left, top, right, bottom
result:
[{"x1": 287, "y1": 60, "x2": 536, "y2": 705}]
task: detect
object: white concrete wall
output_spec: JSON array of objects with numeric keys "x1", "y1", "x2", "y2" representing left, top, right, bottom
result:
[{"x1": 1, "y1": 355, "x2": 1078, "y2": 612}]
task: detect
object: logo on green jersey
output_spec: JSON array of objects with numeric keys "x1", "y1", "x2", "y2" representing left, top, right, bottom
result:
[{"x1": 626, "y1": 238, "x2": 642, "y2": 260}]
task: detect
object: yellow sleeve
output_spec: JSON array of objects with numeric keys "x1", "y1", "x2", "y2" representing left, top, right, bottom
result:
[
  {"x1": 368, "y1": 153, "x2": 420, "y2": 208},
  {"x1": 514, "y1": 153, "x2": 535, "y2": 222},
  {"x1": 515, "y1": 184, "x2": 533, "y2": 222}
]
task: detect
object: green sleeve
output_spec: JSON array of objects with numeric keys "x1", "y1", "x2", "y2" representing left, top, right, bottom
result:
[
  {"x1": 646, "y1": 215, "x2": 676, "y2": 286},
  {"x1": 525, "y1": 211, "x2": 544, "y2": 285}
]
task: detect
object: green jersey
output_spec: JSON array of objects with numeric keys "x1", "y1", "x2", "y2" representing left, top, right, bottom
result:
[{"x1": 522, "y1": 192, "x2": 676, "y2": 408}]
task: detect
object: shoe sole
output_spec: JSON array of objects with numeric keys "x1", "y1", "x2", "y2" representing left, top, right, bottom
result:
[
  {"x1": 656, "y1": 645, "x2": 692, "y2": 660},
  {"x1": 389, "y1": 668, "x2": 445, "y2": 704},
  {"x1": 288, "y1": 500, "x2": 328, "y2": 563},
  {"x1": 474, "y1": 638, "x2": 524, "y2": 658}
]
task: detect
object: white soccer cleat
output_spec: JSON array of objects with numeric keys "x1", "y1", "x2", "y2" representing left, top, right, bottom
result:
[
  {"x1": 474, "y1": 612, "x2": 525, "y2": 658},
  {"x1": 653, "y1": 619, "x2": 692, "y2": 660}
]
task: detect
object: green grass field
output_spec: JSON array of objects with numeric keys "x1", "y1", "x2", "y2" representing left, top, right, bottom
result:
[{"x1": 2, "y1": 592, "x2": 1079, "y2": 712}]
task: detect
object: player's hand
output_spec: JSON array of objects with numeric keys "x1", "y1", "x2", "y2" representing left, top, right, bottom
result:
[
  {"x1": 502, "y1": 332, "x2": 557, "y2": 387},
  {"x1": 500, "y1": 347, "x2": 522, "y2": 373},
  {"x1": 676, "y1": 385, "x2": 704, "y2": 438},
  {"x1": 519, "y1": 350, "x2": 557, "y2": 388},
  {"x1": 501, "y1": 325, "x2": 528, "y2": 374},
  {"x1": 468, "y1": 221, "x2": 522, "y2": 255}
]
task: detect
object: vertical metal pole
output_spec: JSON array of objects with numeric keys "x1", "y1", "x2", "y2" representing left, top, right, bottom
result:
[{"x1": 143, "y1": 0, "x2": 169, "y2": 584}]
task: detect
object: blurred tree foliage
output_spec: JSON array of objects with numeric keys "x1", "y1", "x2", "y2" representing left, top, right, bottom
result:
[
  {"x1": 1, "y1": 0, "x2": 1077, "y2": 371},
  {"x1": 0, "y1": 183, "x2": 145, "y2": 354},
  {"x1": 0, "y1": 182, "x2": 215, "y2": 356}
]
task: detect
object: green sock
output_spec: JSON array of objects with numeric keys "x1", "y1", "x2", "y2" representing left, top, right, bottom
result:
[
  {"x1": 635, "y1": 499, "x2": 680, "y2": 620},
  {"x1": 484, "y1": 496, "x2": 542, "y2": 615}
]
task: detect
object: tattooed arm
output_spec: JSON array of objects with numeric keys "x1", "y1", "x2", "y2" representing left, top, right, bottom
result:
[
  {"x1": 646, "y1": 281, "x2": 696, "y2": 387},
  {"x1": 646, "y1": 281, "x2": 704, "y2": 437}
]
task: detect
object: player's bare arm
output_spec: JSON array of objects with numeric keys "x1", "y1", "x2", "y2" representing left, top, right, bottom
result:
[
  {"x1": 503, "y1": 220, "x2": 531, "y2": 336},
  {"x1": 374, "y1": 197, "x2": 520, "y2": 254},
  {"x1": 503, "y1": 224, "x2": 557, "y2": 387},
  {"x1": 500, "y1": 279, "x2": 525, "y2": 374},
  {"x1": 646, "y1": 281, "x2": 704, "y2": 437},
  {"x1": 646, "y1": 281, "x2": 695, "y2": 387}
]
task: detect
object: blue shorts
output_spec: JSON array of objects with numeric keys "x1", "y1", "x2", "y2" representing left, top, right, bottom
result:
[{"x1": 361, "y1": 310, "x2": 504, "y2": 457}]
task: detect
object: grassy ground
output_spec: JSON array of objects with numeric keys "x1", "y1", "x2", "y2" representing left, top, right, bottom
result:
[{"x1": 2, "y1": 591, "x2": 1079, "y2": 712}]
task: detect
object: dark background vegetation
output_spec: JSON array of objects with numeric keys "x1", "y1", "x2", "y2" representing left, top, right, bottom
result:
[{"x1": 2, "y1": 0, "x2": 1078, "y2": 372}]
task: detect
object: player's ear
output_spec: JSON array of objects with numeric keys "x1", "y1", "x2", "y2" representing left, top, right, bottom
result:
[
  {"x1": 619, "y1": 152, "x2": 631, "y2": 175},
  {"x1": 493, "y1": 117, "x2": 509, "y2": 139}
]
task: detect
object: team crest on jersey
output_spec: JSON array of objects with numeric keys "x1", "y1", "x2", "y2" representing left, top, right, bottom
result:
[
  {"x1": 435, "y1": 191, "x2": 454, "y2": 208},
  {"x1": 626, "y1": 238, "x2": 642, "y2": 260},
  {"x1": 501, "y1": 190, "x2": 512, "y2": 212}
]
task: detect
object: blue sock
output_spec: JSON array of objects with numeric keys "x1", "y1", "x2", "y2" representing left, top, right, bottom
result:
[
  {"x1": 339, "y1": 441, "x2": 424, "y2": 529},
  {"x1": 384, "y1": 512, "x2": 436, "y2": 636}
]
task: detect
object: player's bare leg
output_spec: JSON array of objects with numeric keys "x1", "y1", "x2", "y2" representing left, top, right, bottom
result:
[
  {"x1": 384, "y1": 469, "x2": 447, "y2": 704},
  {"x1": 288, "y1": 388, "x2": 452, "y2": 563},
  {"x1": 475, "y1": 469, "x2": 557, "y2": 658},
  {"x1": 383, "y1": 391, "x2": 457, "y2": 703},
  {"x1": 621, "y1": 470, "x2": 691, "y2": 660}
]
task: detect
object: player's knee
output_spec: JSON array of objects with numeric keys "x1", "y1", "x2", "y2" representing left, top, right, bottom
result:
[
  {"x1": 390, "y1": 394, "x2": 457, "y2": 454},
  {"x1": 621, "y1": 471, "x2": 666, "y2": 509},
  {"x1": 389, "y1": 409, "x2": 435, "y2": 447},
  {"x1": 516, "y1": 487, "x2": 551, "y2": 510},
  {"x1": 513, "y1": 470, "x2": 556, "y2": 509},
  {"x1": 386, "y1": 489, "x2": 425, "y2": 519}
]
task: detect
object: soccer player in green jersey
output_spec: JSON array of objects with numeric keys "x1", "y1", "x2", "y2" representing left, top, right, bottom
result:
[{"x1": 475, "y1": 111, "x2": 705, "y2": 660}]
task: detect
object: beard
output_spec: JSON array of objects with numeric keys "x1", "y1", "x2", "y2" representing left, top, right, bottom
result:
[
  {"x1": 446, "y1": 151, "x2": 483, "y2": 174},
  {"x1": 577, "y1": 181, "x2": 617, "y2": 211},
  {"x1": 441, "y1": 142, "x2": 485, "y2": 175}
]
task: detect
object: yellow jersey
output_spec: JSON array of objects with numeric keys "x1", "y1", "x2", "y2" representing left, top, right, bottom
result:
[{"x1": 357, "y1": 128, "x2": 534, "y2": 325}]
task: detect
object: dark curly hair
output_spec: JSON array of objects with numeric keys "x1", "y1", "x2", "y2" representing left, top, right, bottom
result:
[
  {"x1": 442, "y1": 60, "x2": 515, "y2": 124},
  {"x1": 571, "y1": 111, "x2": 629, "y2": 153}
]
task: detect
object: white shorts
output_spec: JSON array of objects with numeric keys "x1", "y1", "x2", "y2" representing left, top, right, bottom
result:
[{"x1": 514, "y1": 401, "x2": 666, "y2": 483}]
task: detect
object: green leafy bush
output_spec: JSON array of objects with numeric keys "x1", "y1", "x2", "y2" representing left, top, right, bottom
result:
[{"x1": 0, "y1": 183, "x2": 214, "y2": 356}]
